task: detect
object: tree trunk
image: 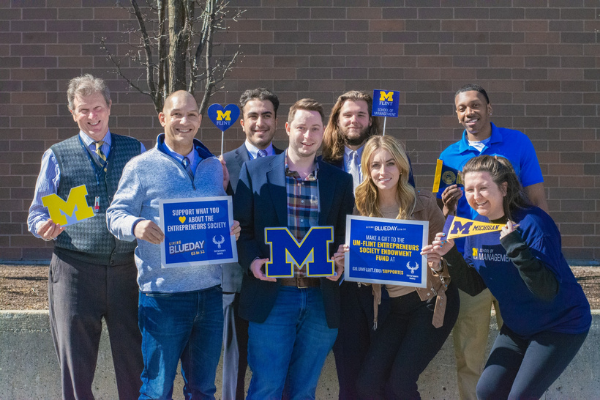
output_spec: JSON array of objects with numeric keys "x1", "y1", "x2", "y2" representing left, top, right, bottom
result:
[{"x1": 168, "y1": 0, "x2": 189, "y2": 93}]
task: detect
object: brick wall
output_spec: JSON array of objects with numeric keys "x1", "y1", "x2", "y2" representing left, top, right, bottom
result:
[{"x1": 1, "y1": 0, "x2": 599, "y2": 261}]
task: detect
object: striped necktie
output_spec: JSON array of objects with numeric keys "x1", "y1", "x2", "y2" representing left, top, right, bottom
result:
[
  {"x1": 94, "y1": 141, "x2": 107, "y2": 172},
  {"x1": 182, "y1": 156, "x2": 194, "y2": 179},
  {"x1": 257, "y1": 149, "x2": 268, "y2": 158},
  {"x1": 348, "y1": 150, "x2": 361, "y2": 191}
]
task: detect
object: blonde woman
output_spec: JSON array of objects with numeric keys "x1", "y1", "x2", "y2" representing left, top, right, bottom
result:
[{"x1": 334, "y1": 135, "x2": 459, "y2": 399}]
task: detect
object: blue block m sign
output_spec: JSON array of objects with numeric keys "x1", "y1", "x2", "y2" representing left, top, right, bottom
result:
[{"x1": 264, "y1": 227, "x2": 335, "y2": 278}]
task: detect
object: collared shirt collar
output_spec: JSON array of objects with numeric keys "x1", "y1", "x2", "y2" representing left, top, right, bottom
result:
[
  {"x1": 162, "y1": 140, "x2": 196, "y2": 166},
  {"x1": 245, "y1": 140, "x2": 274, "y2": 160},
  {"x1": 284, "y1": 149, "x2": 318, "y2": 180},
  {"x1": 343, "y1": 144, "x2": 365, "y2": 176},
  {"x1": 343, "y1": 144, "x2": 365, "y2": 167},
  {"x1": 155, "y1": 133, "x2": 214, "y2": 160},
  {"x1": 79, "y1": 130, "x2": 111, "y2": 147},
  {"x1": 457, "y1": 122, "x2": 502, "y2": 153}
]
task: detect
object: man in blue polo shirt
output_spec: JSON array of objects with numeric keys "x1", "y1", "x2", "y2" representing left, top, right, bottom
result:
[{"x1": 437, "y1": 83, "x2": 549, "y2": 400}]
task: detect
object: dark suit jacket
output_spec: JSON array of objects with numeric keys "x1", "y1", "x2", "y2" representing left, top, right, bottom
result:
[
  {"x1": 233, "y1": 152, "x2": 355, "y2": 329},
  {"x1": 223, "y1": 143, "x2": 283, "y2": 194},
  {"x1": 319, "y1": 151, "x2": 417, "y2": 188},
  {"x1": 221, "y1": 143, "x2": 283, "y2": 293}
]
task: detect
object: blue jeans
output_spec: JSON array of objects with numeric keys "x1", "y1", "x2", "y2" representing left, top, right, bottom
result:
[
  {"x1": 246, "y1": 286, "x2": 338, "y2": 400},
  {"x1": 138, "y1": 286, "x2": 223, "y2": 400}
]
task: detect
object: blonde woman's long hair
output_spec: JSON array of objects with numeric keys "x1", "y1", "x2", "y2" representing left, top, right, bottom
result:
[{"x1": 355, "y1": 135, "x2": 416, "y2": 219}]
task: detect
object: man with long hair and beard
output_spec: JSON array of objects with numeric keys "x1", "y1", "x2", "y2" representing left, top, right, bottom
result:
[
  {"x1": 321, "y1": 90, "x2": 415, "y2": 399},
  {"x1": 322, "y1": 91, "x2": 415, "y2": 191}
]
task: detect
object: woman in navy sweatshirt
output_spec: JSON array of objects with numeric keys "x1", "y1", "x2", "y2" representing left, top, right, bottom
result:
[{"x1": 422, "y1": 155, "x2": 590, "y2": 400}]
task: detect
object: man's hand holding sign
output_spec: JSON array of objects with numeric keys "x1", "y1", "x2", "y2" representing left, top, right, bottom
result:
[
  {"x1": 36, "y1": 219, "x2": 66, "y2": 240},
  {"x1": 432, "y1": 160, "x2": 464, "y2": 218}
]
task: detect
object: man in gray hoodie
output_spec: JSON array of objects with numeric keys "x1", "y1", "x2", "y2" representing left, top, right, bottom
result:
[{"x1": 107, "y1": 90, "x2": 240, "y2": 399}]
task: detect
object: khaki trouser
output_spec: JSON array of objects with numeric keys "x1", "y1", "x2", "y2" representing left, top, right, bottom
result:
[{"x1": 452, "y1": 288, "x2": 503, "y2": 400}]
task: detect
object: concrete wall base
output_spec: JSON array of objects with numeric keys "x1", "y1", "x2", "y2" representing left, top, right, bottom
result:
[{"x1": 1, "y1": 310, "x2": 598, "y2": 399}]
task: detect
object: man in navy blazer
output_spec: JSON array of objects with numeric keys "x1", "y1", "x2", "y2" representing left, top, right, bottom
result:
[
  {"x1": 223, "y1": 88, "x2": 284, "y2": 194},
  {"x1": 223, "y1": 141, "x2": 283, "y2": 192},
  {"x1": 234, "y1": 98, "x2": 354, "y2": 399},
  {"x1": 221, "y1": 88, "x2": 283, "y2": 400}
]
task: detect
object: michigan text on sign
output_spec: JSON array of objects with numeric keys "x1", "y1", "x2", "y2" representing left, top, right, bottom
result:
[{"x1": 443, "y1": 215, "x2": 503, "y2": 240}]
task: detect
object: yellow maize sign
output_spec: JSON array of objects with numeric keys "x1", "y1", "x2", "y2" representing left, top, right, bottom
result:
[{"x1": 41, "y1": 184, "x2": 94, "y2": 226}]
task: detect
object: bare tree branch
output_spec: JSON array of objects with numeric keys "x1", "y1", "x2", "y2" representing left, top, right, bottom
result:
[
  {"x1": 131, "y1": 0, "x2": 159, "y2": 112},
  {"x1": 100, "y1": 38, "x2": 149, "y2": 97},
  {"x1": 104, "y1": 0, "x2": 244, "y2": 116}
]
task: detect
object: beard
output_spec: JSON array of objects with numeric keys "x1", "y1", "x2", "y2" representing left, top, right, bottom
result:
[{"x1": 343, "y1": 126, "x2": 372, "y2": 147}]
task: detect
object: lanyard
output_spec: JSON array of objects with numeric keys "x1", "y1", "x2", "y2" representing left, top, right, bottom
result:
[{"x1": 77, "y1": 135, "x2": 109, "y2": 187}]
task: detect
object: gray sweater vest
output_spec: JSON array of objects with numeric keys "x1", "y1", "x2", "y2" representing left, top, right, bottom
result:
[{"x1": 51, "y1": 133, "x2": 141, "y2": 257}]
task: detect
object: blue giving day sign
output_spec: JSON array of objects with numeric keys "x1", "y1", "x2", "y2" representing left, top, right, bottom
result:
[
  {"x1": 159, "y1": 196, "x2": 237, "y2": 268},
  {"x1": 344, "y1": 215, "x2": 428, "y2": 287}
]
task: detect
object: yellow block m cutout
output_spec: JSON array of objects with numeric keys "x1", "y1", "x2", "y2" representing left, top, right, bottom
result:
[{"x1": 41, "y1": 184, "x2": 94, "y2": 226}]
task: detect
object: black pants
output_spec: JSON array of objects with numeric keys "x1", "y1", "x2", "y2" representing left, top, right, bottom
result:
[
  {"x1": 333, "y1": 282, "x2": 390, "y2": 400},
  {"x1": 356, "y1": 283, "x2": 459, "y2": 400},
  {"x1": 477, "y1": 324, "x2": 588, "y2": 400},
  {"x1": 233, "y1": 292, "x2": 250, "y2": 400},
  {"x1": 48, "y1": 250, "x2": 143, "y2": 400}
]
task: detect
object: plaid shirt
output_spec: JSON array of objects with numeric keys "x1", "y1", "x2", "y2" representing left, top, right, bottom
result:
[{"x1": 285, "y1": 153, "x2": 320, "y2": 278}]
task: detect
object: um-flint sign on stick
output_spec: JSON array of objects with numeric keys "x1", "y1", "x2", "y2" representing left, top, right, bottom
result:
[
  {"x1": 207, "y1": 103, "x2": 241, "y2": 156},
  {"x1": 372, "y1": 89, "x2": 400, "y2": 136}
]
